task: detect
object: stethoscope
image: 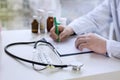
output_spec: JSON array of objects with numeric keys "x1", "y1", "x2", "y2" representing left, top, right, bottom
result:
[{"x1": 4, "y1": 38, "x2": 84, "y2": 71}]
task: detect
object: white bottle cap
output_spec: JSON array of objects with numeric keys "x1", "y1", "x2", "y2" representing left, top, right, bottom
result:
[
  {"x1": 47, "y1": 11, "x2": 54, "y2": 17},
  {"x1": 33, "y1": 15, "x2": 38, "y2": 19},
  {"x1": 37, "y1": 9, "x2": 45, "y2": 16}
]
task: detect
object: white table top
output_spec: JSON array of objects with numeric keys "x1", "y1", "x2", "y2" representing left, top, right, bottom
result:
[{"x1": 0, "y1": 30, "x2": 120, "y2": 80}]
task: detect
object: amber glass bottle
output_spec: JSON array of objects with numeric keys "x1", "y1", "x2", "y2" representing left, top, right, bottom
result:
[
  {"x1": 31, "y1": 16, "x2": 38, "y2": 33},
  {"x1": 47, "y1": 11, "x2": 54, "y2": 32}
]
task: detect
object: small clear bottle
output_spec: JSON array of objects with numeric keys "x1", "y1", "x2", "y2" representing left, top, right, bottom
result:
[
  {"x1": 37, "y1": 9, "x2": 46, "y2": 33},
  {"x1": 47, "y1": 11, "x2": 54, "y2": 32},
  {"x1": 31, "y1": 16, "x2": 38, "y2": 33}
]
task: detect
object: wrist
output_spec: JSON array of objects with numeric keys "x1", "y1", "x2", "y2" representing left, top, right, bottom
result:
[{"x1": 66, "y1": 27, "x2": 75, "y2": 36}]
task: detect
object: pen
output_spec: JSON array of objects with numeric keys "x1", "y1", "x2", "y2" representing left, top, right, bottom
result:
[{"x1": 54, "y1": 17, "x2": 60, "y2": 42}]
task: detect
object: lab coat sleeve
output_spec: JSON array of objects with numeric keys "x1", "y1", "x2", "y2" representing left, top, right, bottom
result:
[
  {"x1": 68, "y1": 0, "x2": 112, "y2": 35},
  {"x1": 107, "y1": 40, "x2": 120, "y2": 58}
]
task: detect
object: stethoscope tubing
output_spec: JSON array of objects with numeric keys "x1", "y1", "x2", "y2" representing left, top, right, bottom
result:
[{"x1": 4, "y1": 40, "x2": 68, "y2": 68}]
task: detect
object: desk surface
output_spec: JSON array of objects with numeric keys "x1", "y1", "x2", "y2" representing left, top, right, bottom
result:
[{"x1": 0, "y1": 30, "x2": 120, "y2": 80}]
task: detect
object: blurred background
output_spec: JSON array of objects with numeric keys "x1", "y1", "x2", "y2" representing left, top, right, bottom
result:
[{"x1": 0, "y1": 0, "x2": 104, "y2": 30}]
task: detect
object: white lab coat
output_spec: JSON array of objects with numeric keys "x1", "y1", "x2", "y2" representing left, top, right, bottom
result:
[{"x1": 68, "y1": 0, "x2": 120, "y2": 58}]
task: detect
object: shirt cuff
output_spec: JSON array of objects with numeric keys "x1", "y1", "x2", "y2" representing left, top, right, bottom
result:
[{"x1": 106, "y1": 40, "x2": 112, "y2": 57}]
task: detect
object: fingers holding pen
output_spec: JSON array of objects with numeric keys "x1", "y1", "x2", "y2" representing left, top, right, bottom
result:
[
  {"x1": 50, "y1": 26, "x2": 74, "y2": 42},
  {"x1": 59, "y1": 30, "x2": 69, "y2": 42},
  {"x1": 50, "y1": 26, "x2": 64, "y2": 41},
  {"x1": 50, "y1": 27, "x2": 58, "y2": 41},
  {"x1": 59, "y1": 27, "x2": 74, "y2": 42}
]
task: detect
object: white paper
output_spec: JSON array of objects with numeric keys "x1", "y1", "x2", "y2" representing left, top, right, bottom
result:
[{"x1": 45, "y1": 36, "x2": 91, "y2": 56}]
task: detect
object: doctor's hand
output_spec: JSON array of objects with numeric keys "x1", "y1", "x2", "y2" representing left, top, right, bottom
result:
[
  {"x1": 50, "y1": 26, "x2": 74, "y2": 42},
  {"x1": 75, "y1": 33, "x2": 107, "y2": 55}
]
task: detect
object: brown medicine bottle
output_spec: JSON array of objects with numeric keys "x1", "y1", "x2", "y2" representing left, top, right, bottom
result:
[
  {"x1": 31, "y1": 16, "x2": 38, "y2": 33},
  {"x1": 47, "y1": 11, "x2": 54, "y2": 32}
]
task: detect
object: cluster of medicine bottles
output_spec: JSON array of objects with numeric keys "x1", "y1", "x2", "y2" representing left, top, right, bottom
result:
[{"x1": 31, "y1": 9, "x2": 67, "y2": 34}]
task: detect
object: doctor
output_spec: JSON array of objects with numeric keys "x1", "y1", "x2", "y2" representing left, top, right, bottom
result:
[{"x1": 50, "y1": 0, "x2": 120, "y2": 58}]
